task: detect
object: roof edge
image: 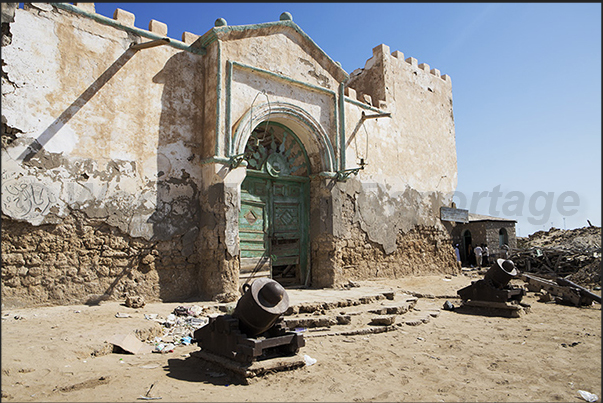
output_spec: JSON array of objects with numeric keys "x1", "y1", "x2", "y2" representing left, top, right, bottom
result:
[{"x1": 199, "y1": 20, "x2": 349, "y2": 82}]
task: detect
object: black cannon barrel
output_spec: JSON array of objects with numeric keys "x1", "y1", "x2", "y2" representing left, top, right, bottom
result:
[
  {"x1": 233, "y1": 278, "x2": 290, "y2": 337},
  {"x1": 484, "y1": 259, "x2": 518, "y2": 288}
]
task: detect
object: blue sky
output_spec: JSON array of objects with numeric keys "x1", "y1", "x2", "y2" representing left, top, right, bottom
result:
[{"x1": 92, "y1": 3, "x2": 601, "y2": 236}]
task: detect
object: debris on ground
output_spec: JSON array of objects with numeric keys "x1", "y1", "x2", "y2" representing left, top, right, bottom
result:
[
  {"x1": 578, "y1": 390, "x2": 598, "y2": 402},
  {"x1": 125, "y1": 295, "x2": 146, "y2": 308},
  {"x1": 109, "y1": 333, "x2": 154, "y2": 354},
  {"x1": 142, "y1": 305, "x2": 210, "y2": 352},
  {"x1": 520, "y1": 273, "x2": 601, "y2": 306},
  {"x1": 303, "y1": 354, "x2": 317, "y2": 366},
  {"x1": 511, "y1": 226, "x2": 601, "y2": 287}
]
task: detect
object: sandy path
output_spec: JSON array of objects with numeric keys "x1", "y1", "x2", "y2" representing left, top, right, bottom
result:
[{"x1": 2, "y1": 274, "x2": 600, "y2": 402}]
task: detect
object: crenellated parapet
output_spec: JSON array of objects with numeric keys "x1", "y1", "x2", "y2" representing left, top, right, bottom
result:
[
  {"x1": 390, "y1": 48, "x2": 451, "y2": 84},
  {"x1": 51, "y1": 3, "x2": 202, "y2": 47},
  {"x1": 346, "y1": 43, "x2": 451, "y2": 109}
]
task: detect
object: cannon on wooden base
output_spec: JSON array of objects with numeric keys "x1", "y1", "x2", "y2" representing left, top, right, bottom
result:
[
  {"x1": 457, "y1": 259, "x2": 529, "y2": 317},
  {"x1": 193, "y1": 278, "x2": 304, "y2": 366}
]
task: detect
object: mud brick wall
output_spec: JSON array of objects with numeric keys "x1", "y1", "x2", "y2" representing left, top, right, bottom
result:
[
  {"x1": 1, "y1": 213, "x2": 200, "y2": 308},
  {"x1": 337, "y1": 225, "x2": 458, "y2": 281}
]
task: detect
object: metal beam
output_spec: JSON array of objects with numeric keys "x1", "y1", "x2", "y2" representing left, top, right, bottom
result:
[
  {"x1": 130, "y1": 38, "x2": 170, "y2": 51},
  {"x1": 361, "y1": 111, "x2": 392, "y2": 120}
]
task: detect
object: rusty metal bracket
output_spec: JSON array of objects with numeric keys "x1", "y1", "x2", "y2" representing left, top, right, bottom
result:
[
  {"x1": 336, "y1": 158, "x2": 366, "y2": 181},
  {"x1": 130, "y1": 38, "x2": 170, "y2": 51},
  {"x1": 361, "y1": 110, "x2": 391, "y2": 120}
]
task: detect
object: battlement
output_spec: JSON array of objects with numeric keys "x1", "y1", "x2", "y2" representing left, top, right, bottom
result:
[
  {"x1": 346, "y1": 43, "x2": 451, "y2": 109},
  {"x1": 373, "y1": 44, "x2": 451, "y2": 84},
  {"x1": 39, "y1": 3, "x2": 200, "y2": 47}
]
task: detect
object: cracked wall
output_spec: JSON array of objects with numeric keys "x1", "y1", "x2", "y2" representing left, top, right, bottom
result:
[
  {"x1": 309, "y1": 43, "x2": 459, "y2": 287},
  {"x1": 310, "y1": 178, "x2": 458, "y2": 288},
  {"x1": 1, "y1": 3, "x2": 206, "y2": 307},
  {"x1": 2, "y1": 3, "x2": 461, "y2": 305}
]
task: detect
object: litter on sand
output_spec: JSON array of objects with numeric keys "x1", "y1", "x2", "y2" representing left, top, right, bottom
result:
[
  {"x1": 578, "y1": 390, "x2": 598, "y2": 402},
  {"x1": 303, "y1": 354, "x2": 317, "y2": 366}
]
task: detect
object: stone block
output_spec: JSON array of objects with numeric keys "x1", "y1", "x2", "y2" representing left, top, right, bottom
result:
[
  {"x1": 382, "y1": 291, "x2": 396, "y2": 300},
  {"x1": 345, "y1": 87, "x2": 356, "y2": 99},
  {"x1": 1, "y1": 265, "x2": 18, "y2": 277},
  {"x1": 28, "y1": 267, "x2": 43, "y2": 277},
  {"x1": 419, "y1": 62, "x2": 430, "y2": 72},
  {"x1": 370, "y1": 315, "x2": 396, "y2": 326},
  {"x1": 372, "y1": 44, "x2": 390, "y2": 58},
  {"x1": 2, "y1": 253, "x2": 25, "y2": 266},
  {"x1": 430, "y1": 68, "x2": 441, "y2": 77},
  {"x1": 149, "y1": 19, "x2": 168, "y2": 36},
  {"x1": 391, "y1": 50, "x2": 404, "y2": 60},
  {"x1": 405, "y1": 56, "x2": 418, "y2": 67},
  {"x1": 182, "y1": 31, "x2": 200, "y2": 44},
  {"x1": 442, "y1": 74, "x2": 452, "y2": 83},
  {"x1": 74, "y1": 3, "x2": 95, "y2": 13},
  {"x1": 141, "y1": 254, "x2": 155, "y2": 265},
  {"x1": 5, "y1": 276, "x2": 20, "y2": 287},
  {"x1": 336, "y1": 315, "x2": 351, "y2": 325},
  {"x1": 113, "y1": 8, "x2": 135, "y2": 27}
]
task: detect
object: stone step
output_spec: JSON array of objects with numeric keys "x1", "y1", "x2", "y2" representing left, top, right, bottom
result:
[
  {"x1": 282, "y1": 293, "x2": 438, "y2": 337},
  {"x1": 284, "y1": 291, "x2": 396, "y2": 315}
]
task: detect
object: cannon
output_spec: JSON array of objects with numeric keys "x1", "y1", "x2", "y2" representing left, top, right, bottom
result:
[
  {"x1": 193, "y1": 278, "x2": 304, "y2": 365},
  {"x1": 456, "y1": 259, "x2": 529, "y2": 317},
  {"x1": 458, "y1": 259, "x2": 525, "y2": 303}
]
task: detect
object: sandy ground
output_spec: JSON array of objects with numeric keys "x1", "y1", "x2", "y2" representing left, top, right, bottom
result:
[{"x1": 1, "y1": 274, "x2": 601, "y2": 402}]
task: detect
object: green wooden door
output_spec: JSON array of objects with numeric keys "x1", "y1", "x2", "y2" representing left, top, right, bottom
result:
[
  {"x1": 239, "y1": 176, "x2": 270, "y2": 283},
  {"x1": 238, "y1": 123, "x2": 310, "y2": 286},
  {"x1": 271, "y1": 180, "x2": 308, "y2": 285}
]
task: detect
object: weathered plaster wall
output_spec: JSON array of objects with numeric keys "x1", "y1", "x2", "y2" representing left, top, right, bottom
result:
[
  {"x1": 2, "y1": 4, "x2": 461, "y2": 305},
  {"x1": 217, "y1": 26, "x2": 343, "y2": 167},
  {"x1": 310, "y1": 178, "x2": 458, "y2": 287},
  {"x1": 1, "y1": 3, "x2": 207, "y2": 307},
  {"x1": 306, "y1": 43, "x2": 460, "y2": 287},
  {"x1": 345, "y1": 44, "x2": 456, "y2": 195}
]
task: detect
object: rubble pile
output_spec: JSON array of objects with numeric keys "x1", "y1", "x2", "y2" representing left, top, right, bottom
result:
[
  {"x1": 144, "y1": 305, "x2": 210, "y2": 353},
  {"x1": 511, "y1": 226, "x2": 601, "y2": 287}
]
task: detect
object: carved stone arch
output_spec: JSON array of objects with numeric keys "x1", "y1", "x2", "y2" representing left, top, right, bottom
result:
[{"x1": 232, "y1": 102, "x2": 336, "y2": 174}]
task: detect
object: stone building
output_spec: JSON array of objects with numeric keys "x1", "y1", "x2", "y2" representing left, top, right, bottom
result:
[
  {"x1": 448, "y1": 213, "x2": 517, "y2": 266},
  {"x1": 1, "y1": 3, "x2": 459, "y2": 308}
]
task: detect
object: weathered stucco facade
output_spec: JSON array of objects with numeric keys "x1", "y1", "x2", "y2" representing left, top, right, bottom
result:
[{"x1": 1, "y1": 3, "x2": 459, "y2": 308}]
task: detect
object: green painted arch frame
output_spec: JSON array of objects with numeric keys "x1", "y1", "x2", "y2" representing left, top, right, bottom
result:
[
  {"x1": 232, "y1": 101, "x2": 336, "y2": 174},
  {"x1": 244, "y1": 121, "x2": 312, "y2": 178}
]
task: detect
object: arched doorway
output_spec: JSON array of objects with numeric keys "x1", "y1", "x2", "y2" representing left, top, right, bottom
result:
[
  {"x1": 461, "y1": 229, "x2": 472, "y2": 265},
  {"x1": 238, "y1": 122, "x2": 310, "y2": 287}
]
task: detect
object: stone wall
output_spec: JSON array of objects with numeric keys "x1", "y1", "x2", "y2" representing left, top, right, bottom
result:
[
  {"x1": 1, "y1": 213, "x2": 200, "y2": 308},
  {"x1": 310, "y1": 178, "x2": 458, "y2": 287},
  {"x1": 448, "y1": 220, "x2": 517, "y2": 261}
]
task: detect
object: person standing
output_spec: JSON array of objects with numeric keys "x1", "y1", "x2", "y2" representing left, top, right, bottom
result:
[
  {"x1": 454, "y1": 244, "x2": 461, "y2": 268},
  {"x1": 482, "y1": 244, "x2": 489, "y2": 266},
  {"x1": 474, "y1": 244, "x2": 483, "y2": 268},
  {"x1": 501, "y1": 244, "x2": 509, "y2": 259}
]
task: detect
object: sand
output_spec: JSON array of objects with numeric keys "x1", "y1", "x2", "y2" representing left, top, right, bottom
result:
[{"x1": 1, "y1": 274, "x2": 601, "y2": 402}]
